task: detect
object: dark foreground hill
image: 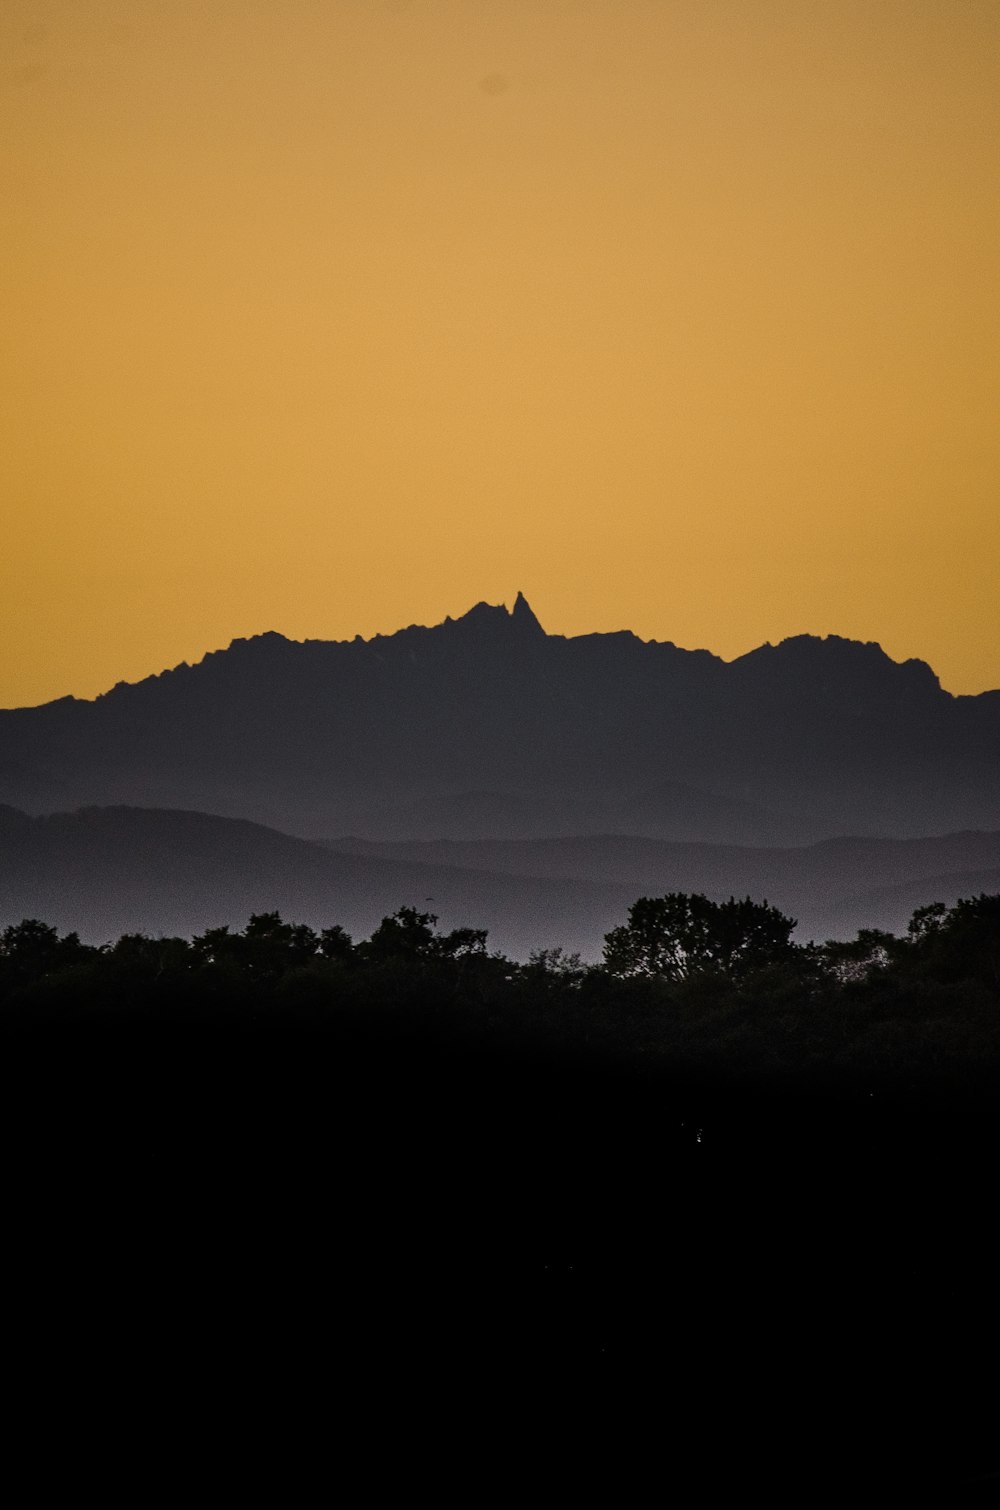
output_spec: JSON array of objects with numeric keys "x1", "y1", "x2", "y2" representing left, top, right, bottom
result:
[
  {"x1": 1, "y1": 594, "x2": 997, "y2": 840},
  {"x1": 2, "y1": 803, "x2": 998, "y2": 954}
]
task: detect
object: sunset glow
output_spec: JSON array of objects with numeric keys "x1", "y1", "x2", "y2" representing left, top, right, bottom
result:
[{"x1": 3, "y1": 0, "x2": 998, "y2": 705}]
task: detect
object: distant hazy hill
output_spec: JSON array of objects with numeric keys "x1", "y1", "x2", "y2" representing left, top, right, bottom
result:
[
  {"x1": 335, "y1": 783, "x2": 812, "y2": 845},
  {"x1": 1, "y1": 595, "x2": 997, "y2": 841},
  {"x1": 2, "y1": 805, "x2": 997, "y2": 957},
  {"x1": 331, "y1": 830, "x2": 1000, "y2": 943},
  {"x1": 0, "y1": 804, "x2": 631, "y2": 959}
]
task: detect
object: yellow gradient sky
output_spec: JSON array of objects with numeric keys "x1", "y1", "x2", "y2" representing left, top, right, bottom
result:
[{"x1": 2, "y1": 0, "x2": 999, "y2": 706}]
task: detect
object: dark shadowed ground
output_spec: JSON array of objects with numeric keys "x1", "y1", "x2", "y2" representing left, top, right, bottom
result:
[{"x1": 4, "y1": 1012, "x2": 997, "y2": 1501}]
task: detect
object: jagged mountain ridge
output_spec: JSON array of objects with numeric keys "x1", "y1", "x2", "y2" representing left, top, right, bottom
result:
[{"x1": 1, "y1": 596, "x2": 997, "y2": 839}]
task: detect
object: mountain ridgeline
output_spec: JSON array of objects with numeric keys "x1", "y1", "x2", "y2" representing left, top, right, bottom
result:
[{"x1": 1, "y1": 594, "x2": 998, "y2": 840}]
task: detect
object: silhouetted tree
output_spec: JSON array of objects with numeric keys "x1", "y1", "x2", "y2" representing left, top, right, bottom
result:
[
  {"x1": 904, "y1": 893, "x2": 1000, "y2": 989},
  {"x1": 319, "y1": 924, "x2": 354, "y2": 961},
  {"x1": 359, "y1": 908, "x2": 488, "y2": 965},
  {"x1": 603, "y1": 893, "x2": 798, "y2": 981},
  {"x1": 907, "y1": 902, "x2": 948, "y2": 941},
  {"x1": 0, "y1": 918, "x2": 95, "y2": 999},
  {"x1": 359, "y1": 907, "x2": 442, "y2": 963},
  {"x1": 191, "y1": 912, "x2": 319, "y2": 978},
  {"x1": 437, "y1": 926, "x2": 490, "y2": 959},
  {"x1": 526, "y1": 947, "x2": 585, "y2": 982},
  {"x1": 819, "y1": 928, "x2": 895, "y2": 984}
]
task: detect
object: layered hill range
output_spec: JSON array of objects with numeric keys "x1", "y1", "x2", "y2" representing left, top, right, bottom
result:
[
  {"x1": 1, "y1": 594, "x2": 998, "y2": 842},
  {"x1": 2, "y1": 807, "x2": 998, "y2": 957}
]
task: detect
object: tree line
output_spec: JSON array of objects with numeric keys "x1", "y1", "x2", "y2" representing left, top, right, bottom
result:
[{"x1": 2, "y1": 890, "x2": 998, "y2": 1089}]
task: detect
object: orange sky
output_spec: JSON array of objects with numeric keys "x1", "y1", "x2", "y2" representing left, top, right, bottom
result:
[{"x1": 2, "y1": 0, "x2": 999, "y2": 706}]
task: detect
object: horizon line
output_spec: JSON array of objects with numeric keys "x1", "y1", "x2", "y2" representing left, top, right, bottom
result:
[{"x1": 5, "y1": 592, "x2": 995, "y2": 712}]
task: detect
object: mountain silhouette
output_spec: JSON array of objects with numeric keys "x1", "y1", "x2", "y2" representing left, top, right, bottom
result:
[{"x1": 1, "y1": 596, "x2": 997, "y2": 840}]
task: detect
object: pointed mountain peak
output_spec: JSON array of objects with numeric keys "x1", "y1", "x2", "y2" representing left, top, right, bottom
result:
[
  {"x1": 511, "y1": 591, "x2": 545, "y2": 636},
  {"x1": 448, "y1": 594, "x2": 545, "y2": 639}
]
